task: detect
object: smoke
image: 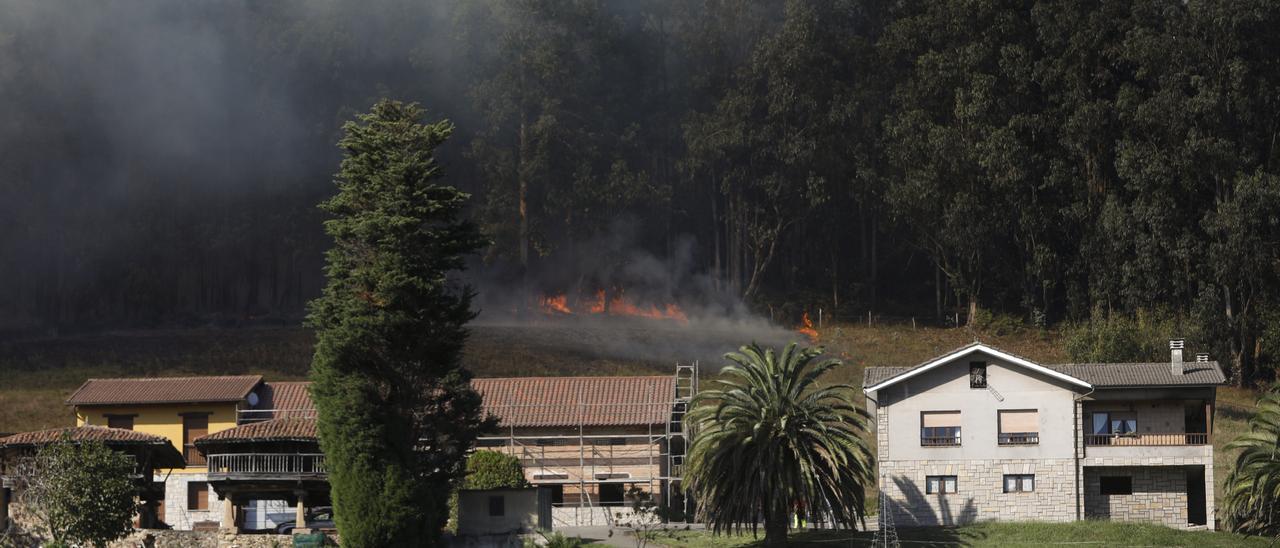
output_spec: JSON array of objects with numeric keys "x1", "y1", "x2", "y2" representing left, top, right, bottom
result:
[{"x1": 470, "y1": 218, "x2": 796, "y2": 366}]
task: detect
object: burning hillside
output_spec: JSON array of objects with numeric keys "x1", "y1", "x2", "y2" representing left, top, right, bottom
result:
[{"x1": 538, "y1": 290, "x2": 689, "y2": 324}]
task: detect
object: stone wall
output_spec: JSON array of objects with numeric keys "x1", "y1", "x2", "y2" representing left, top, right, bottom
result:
[
  {"x1": 164, "y1": 472, "x2": 220, "y2": 531},
  {"x1": 1082, "y1": 466, "x2": 1190, "y2": 528},
  {"x1": 879, "y1": 458, "x2": 1077, "y2": 526},
  {"x1": 106, "y1": 530, "x2": 333, "y2": 547}
]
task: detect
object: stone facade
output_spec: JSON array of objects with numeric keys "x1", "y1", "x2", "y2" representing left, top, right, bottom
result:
[
  {"x1": 164, "y1": 472, "x2": 220, "y2": 530},
  {"x1": 879, "y1": 458, "x2": 1077, "y2": 526},
  {"x1": 1083, "y1": 466, "x2": 1186, "y2": 527}
]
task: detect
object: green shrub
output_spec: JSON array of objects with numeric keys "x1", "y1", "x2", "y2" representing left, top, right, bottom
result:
[{"x1": 464, "y1": 450, "x2": 529, "y2": 489}]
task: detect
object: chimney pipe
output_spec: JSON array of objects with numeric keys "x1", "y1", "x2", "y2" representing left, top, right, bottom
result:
[
  {"x1": 1170, "y1": 339, "x2": 1184, "y2": 376},
  {"x1": 1195, "y1": 353, "x2": 1209, "y2": 363}
]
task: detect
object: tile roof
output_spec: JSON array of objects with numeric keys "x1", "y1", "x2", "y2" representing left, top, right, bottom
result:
[
  {"x1": 861, "y1": 342, "x2": 1227, "y2": 390},
  {"x1": 1045, "y1": 362, "x2": 1226, "y2": 387},
  {"x1": 195, "y1": 417, "x2": 317, "y2": 445},
  {"x1": 66, "y1": 375, "x2": 262, "y2": 406},
  {"x1": 473, "y1": 376, "x2": 676, "y2": 428},
  {"x1": 0, "y1": 425, "x2": 172, "y2": 447},
  {"x1": 254, "y1": 382, "x2": 314, "y2": 418}
]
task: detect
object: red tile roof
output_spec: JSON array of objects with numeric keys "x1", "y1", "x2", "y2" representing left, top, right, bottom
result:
[
  {"x1": 0, "y1": 425, "x2": 171, "y2": 447},
  {"x1": 473, "y1": 376, "x2": 676, "y2": 428},
  {"x1": 66, "y1": 375, "x2": 262, "y2": 406},
  {"x1": 195, "y1": 417, "x2": 317, "y2": 445},
  {"x1": 254, "y1": 382, "x2": 313, "y2": 418}
]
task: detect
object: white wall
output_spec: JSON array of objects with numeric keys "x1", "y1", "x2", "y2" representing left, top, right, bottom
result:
[
  {"x1": 877, "y1": 354, "x2": 1082, "y2": 461},
  {"x1": 458, "y1": 489, "x2": 539, "y2": 536}
]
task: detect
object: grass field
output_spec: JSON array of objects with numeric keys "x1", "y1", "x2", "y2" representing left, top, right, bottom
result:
[
  {"x1": 646, "y1": 520, "x2": 1272, "y2": 547},
  {"x1": 0, "y1": 321, "x2": 1261, "y2": 506}
]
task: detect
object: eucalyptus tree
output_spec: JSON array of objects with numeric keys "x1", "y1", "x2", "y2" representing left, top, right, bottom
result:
[{"x1": 686, "y1": 342, "x2": 874, "y2": 546}]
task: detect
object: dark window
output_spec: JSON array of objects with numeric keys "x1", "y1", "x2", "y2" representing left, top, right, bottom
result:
[
  {"x1": 925, "y1": 475, "x2": 957, "y2": 494},
  {"x1": 969, "y1": 362, "x2": 987, "y2": 388},
  {"x1": 187, "y1": 482, "x2": 209, "y2": 511},
  {"x1": 182, "y1": 414, "x2": 209, "y2": 465},
  {"x1": 1003, "y1": 474, "x2": 1035, "y2": 493},
  {"x1": 549, "y1": 485, "x2": 564, "y2": 505},
  {"x1": 106, "y1": 415, "x2": 134, "y2": 430},
  {"x1": 488, "y1": 496, "x2": 505, "y2": 517},
  {"x1": 598, "y1": 483, "x2": 625, "y2": 505},
  {"x1": 1100, "y1": 476, "x2": 1132, "y2": 495}
]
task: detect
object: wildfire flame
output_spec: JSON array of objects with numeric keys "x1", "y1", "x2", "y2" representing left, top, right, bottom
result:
[
  {"x1": 539, "y1": 294, "x2": 572, "y2": 315},
  {"x1": 537, "y1": 290, "x2": 689, "y2": 324},
  {"x1": 797, "y1": 312, "x2": 819, "y2": 343}
]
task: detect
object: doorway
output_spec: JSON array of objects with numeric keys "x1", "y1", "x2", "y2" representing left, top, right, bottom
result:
[{"x1": 1187, "y1": 467, "x2": 1206, "y2": 526}]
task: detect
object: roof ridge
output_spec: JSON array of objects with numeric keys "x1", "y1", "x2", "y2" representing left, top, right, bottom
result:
[
  {"x1": 83, "y1": 374, "x2": 262, "y2": 382},
  {"x1": 472, "y1": 375, "x2": 674, "y2": 382}
]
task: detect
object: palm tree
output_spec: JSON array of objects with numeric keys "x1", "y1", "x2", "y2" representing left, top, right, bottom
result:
[
  {"x1": 1224, "y1": 393, "x2": 1280, "y2": 535},
  {"x1": 685, "y1": 342, "x2": 874, "y2": 546}
]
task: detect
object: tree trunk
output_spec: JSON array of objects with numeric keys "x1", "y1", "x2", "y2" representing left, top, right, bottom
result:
[
  {"x1": 762, "y1": 514, "x2": 788, "y2": 547},
  {"x1": 967, "y1": 293, "x2": 978, "y2": 327}
]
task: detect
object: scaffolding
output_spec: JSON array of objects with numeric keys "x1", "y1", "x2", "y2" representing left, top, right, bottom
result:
[{"x1": 474, "y1": 362, "x2": 698, "y2": 525}]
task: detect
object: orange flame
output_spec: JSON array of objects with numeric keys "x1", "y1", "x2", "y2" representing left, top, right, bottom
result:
[
  {"x1": 797, "y1": 312, "x2": 819, "y2": 343},
  {"x1": 537, "y1": 290, "x2": 689, "y2": 324},
  {"x1": 539, "y1": 294, "x2": 572, "y2": 315}
]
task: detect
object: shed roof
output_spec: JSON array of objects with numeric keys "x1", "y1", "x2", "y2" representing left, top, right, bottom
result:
[{"x1": 66, "y1": 375, "x2": 262, "y2": 406}]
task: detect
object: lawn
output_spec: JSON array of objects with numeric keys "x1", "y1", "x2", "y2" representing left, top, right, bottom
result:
[{"x1": 648, "y1": 521, "x2": 1272, "y2": 547}]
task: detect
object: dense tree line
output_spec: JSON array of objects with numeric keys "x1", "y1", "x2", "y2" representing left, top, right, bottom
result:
[{"x1": 2, "y1": 0, "x2": 1280, "y2": 383}]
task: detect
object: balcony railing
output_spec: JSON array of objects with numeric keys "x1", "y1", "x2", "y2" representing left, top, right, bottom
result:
[
  {"x1": 1084, "y1": 433, "x2": 1209, "y2": 446},
  {"x1": 184, "y1": 446, "x2": 206, "y2": 466},
  {"x1": 920, "y1": 436, "x2": 961, "y2": 447},
  {"x1": 206, "y1": 453, "x2": 327, "y2": 476},
  {"x1": 998, "y1": 432, "x2": 1040, "y2": 445}
]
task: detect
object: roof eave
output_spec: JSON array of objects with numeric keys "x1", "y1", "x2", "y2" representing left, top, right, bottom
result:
[{"x1": 862, "y1": 343, "x2": 1092, "y2": 394}]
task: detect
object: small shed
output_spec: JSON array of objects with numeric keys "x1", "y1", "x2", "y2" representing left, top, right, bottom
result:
[{"x1": 457, "y1": 487, "x2": 551, "y2": 536}]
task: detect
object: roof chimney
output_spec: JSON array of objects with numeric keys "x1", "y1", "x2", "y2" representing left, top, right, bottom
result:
[
  {"x1": 1170, "y1": 339, "x2": 1185, "y2": 376},
  {"x1": 1196, "y1": 353, "x2": 1209, "y2": 363}
]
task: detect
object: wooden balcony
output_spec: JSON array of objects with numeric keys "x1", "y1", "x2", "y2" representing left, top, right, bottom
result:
[
  {"x1": 206, "y1": 453, "x2": 327, "y2": 480},
  {"x1": 1084, "y1": 433, "x2": 1208, "y2": 446},
  {"x1": 184, "y1": 446, "x2": 206, "y2": 466}
]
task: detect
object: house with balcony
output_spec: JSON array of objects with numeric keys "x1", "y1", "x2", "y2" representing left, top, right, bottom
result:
[
  {"x1": 863, "y1": 341, "x2": 1223, "y2": 529},
  {"x1": 65, "y1": 375, "x2": 266, "y2": 530}
]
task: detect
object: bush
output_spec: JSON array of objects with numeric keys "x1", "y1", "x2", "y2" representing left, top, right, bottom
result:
[
  {"x1": 464, "y1": 450, "x2": 529, "y2": 489},
  {"x1": 11, "y1": 438, "x2": 136, "y2": 548}
]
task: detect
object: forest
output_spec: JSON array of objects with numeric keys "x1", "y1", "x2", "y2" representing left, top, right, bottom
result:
[{"x1": 1, "y1": 0, "x2": 1279, "y2": 385}]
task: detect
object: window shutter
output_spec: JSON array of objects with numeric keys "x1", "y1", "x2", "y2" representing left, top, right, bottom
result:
[
  {"x1": 998, "y1": 410, "x2": 1039, "y2": 433},
  {"x1": 921, "y1": 411, "x2": 961, "y2": 428}
]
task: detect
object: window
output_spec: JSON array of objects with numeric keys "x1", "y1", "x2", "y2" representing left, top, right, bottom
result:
[
  {"x1": 598, "y1": 483, "x2": 625, "y2": 505},
  {"x1": 1110, "y1": 414, "x2": 1137, "y2": 435},
  {"x1": 926, "y1": 475, "x2": 957, "y2": 494},
  {"x1": 969, "y1": 362, "x2": 987, "y2": 388},
  {"x1": 106, "y1": 414, "x2": 134, "y2": 430},
  {"x1": 1091, "y1": 412, "x2": 1137, "y2": 435},
  {"x1": 997, "y1": 410, "x2": 1039, "y2": 445},
  {"x1": 1100, "y1": 476, "x2": 1132, "y2": 495},
  {"x1": 181, "y1": 414, "x2": 209, "y2": 465},
  {"x1": 187, "y1": 482, "x2": 209, "y2": 511},
  {"x1": 488, "y1": 496, "x2": 505, "y2": 517},
  {"x1": 921, "y1": 411, "x2": 961, "y2": 446},
  {"x1": 1003, "y1": 474, "x2": 1035, "y2": 493}
]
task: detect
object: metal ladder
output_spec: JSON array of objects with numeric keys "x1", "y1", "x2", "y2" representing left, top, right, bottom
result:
[{"x1": 870, "y1": 476, "x2": 900, "y2": 548}]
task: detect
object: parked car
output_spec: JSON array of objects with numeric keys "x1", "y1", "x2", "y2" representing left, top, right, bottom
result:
[{"x1": 275, "y1": 507, "x2": 335, "y2": 534}]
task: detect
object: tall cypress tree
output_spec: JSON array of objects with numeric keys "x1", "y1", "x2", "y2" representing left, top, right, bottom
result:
[{"x1": 308, "y1": 99, "x2": 489, "y2": 547}]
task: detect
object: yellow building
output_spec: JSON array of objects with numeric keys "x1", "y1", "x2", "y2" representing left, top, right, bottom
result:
[{"x1": 66, "y1": 375, "x2": 264, "y2": 530}]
